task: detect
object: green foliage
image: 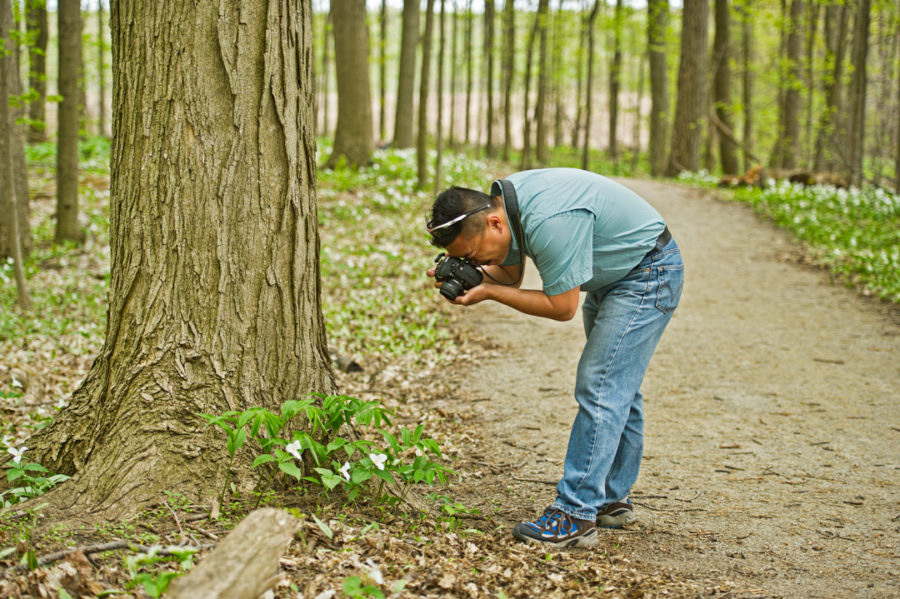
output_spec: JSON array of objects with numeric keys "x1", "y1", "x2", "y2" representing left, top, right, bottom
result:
[
  {"x1": 0, "y1": 442, "x2": 70, "y2": 509},
  {"x1": 200, "y1": 393, "x2": 453, "y2": 507},
  {"x1": 124, "y1": 545, "x2": 196, "y2": 598},
  {"x1": 733, "y1": 182, "x2": 900, "y2": 302}
]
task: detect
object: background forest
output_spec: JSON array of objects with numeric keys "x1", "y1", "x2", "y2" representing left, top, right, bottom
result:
[{"x1": 0, "y1": 0, "x2": 898, "y2": 597}]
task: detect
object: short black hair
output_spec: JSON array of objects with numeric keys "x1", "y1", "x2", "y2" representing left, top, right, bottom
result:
[{"x1": 427, "y1": 187, "x2": 499, "y2": 247}]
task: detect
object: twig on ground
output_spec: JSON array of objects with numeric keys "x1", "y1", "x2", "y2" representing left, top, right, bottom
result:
[
  {"x1": 165, "y1": 501, "x2": 185, "y2": 540},
  {"x1": 511, "y1": 475, "x2": 557, "y2": 485}
]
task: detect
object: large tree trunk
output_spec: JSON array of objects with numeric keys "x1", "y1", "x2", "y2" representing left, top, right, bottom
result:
[
  {"x1": 846, "y1": 0, "x2": 870, "y2": 187},
  {"x1": 665, "y1": 0, "x2": 709, "y2": 176},
  {"x1": 713, "y1": 0, "x2": 739, "y2": 174},
  {"x1": 647, "y1": 0, "x2": 669, "y2": 176},
  {"x1": 26, "y1": 0, "x2": 48, "y2": 143},
  {"x1": 393, "y1": 0, "x2": 419, "y2": 148},
  {"x1": 56, "y1": 0, "x2": 84, "y2": 244},
  {"x1": 770, "y1": 0, "x2": 804, "y2": 169},
  {"x1": 327, "y1": 0, "x2": 374, "y2": 168},
  {"x1": 23, "y1": 0, "x2": 335, "y2": 523}
]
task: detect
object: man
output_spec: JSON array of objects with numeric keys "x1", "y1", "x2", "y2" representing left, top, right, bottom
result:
[{"x1": 426, "y1": 168, "x2": 683, "y2": 548}]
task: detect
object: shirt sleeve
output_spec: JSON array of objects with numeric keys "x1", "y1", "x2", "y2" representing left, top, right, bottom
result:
[{"x1": 529, "y1": 210, "x2": 594, "y2": 296}]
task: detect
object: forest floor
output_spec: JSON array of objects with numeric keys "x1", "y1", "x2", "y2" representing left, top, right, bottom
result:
[
  {"x1": 2, "y1": 178, "x2": 898, "y2": 598},
  {"x1": 423, "y1": 178, "x2": 900, "y2": 598}
]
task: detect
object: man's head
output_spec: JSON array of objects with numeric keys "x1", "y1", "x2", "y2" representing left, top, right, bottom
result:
[{"x1": 427, "y1": 187, "x2": 511, "y2": 266}]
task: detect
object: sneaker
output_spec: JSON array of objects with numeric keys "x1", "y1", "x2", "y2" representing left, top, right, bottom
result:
[
  {"x1": 512, "y1": 507, "x2": 598, "y2": 548},
  {"x1": 596, "y1": 499, "x2": 637, "y2": 528}
]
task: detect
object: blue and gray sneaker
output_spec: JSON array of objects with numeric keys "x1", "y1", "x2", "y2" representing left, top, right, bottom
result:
[{"x1": 512, "y1": 507, "x2": 598, "y2": 548}]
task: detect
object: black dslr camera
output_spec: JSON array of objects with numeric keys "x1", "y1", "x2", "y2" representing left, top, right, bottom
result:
[{"x1": 433, "y1": 253, "x2": 483, "y2": 301}]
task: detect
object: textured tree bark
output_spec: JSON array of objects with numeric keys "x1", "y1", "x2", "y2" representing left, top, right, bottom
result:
[
  {"x1": 393, "y1": 0, "x2": 419, "y2": 148},
  {"x1": 55, "y1": 0, "x2": 84, "y2": 245},
  {"x1": 167, "y1": 508, "x2": 298, "y2": 599},
  {"x1": 327, "y1": 0, "x2": 374, "y2": 168},
  {"x1": 665, "y1": 0, "x2": 709, "y2": 176},
  {"x1": 22, "y1": 0, "x2": 335, "y2": 523},
  {"x1": 647, "y1": 0, "x2": 669, "y2": 176}
]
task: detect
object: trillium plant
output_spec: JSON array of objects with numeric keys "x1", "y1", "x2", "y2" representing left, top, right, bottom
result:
[
  {"x1": 0, "y1": 444, "x2": 70, "y2": 508},
  {"x1": 200, "y1": 393, "x2": 452, "y2": 506}
]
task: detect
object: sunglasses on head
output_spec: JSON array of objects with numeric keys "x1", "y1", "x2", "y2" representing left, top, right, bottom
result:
[{"x1": 426, "y1": 204, "x2": 491, "y2": 234}]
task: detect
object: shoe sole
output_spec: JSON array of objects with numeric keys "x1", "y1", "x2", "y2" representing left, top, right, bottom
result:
[{"x1": 512, "y1": 526, "x2": 599, "y2": 549}]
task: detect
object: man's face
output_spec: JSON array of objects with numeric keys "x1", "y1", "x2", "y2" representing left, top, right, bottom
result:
[{"x1": 444, "y1": 212, "x2": 510, "y2": 266}]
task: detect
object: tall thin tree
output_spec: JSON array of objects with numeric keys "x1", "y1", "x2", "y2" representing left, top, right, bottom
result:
[
  {"x1": 608, "y1": 0, "x2": 624, "y2": 164},
  {"x1": 770, "y1": 0, "x2": 804, "y2": 169},
  {"x1": 665, "y1": 0, "x2": 710, "y2": 176},
  {"x1": 417, "y1": 0, "x2": 437, "y2": 187},
  {"x1": 394, "y1": 0, "x2": 419, "y2": 148},
  {"x1": 535, "y1": 0, "x2": 551, "y2": 165},
  {"x1": 581, "y1": 0, "x2": 600, "y2": 170},
  {"x1": 56, "y1": 0, "x2": 84, "y2": 244},
  {"x1": 713, "y1": 0, "x2": 739, "y2": 174},
  {"x1": 25, "y1": 0, "x2": 47, "y2": 142},
  {"x1": 327, "y1": 0, "x2": 375, "y2": 168},
  {"x1": 846, "y1": 0, "x2": 870, "y2": 186},
  {"x1": 435, "y1": 0, "x2": 447, "y2": 191},
  {"x1": 483, "y1": 0, "x2": 496, "y2": 156},
  {"x1": 647, "y1": 0, "x2": 669, "y2": 176},
  {"x1": 501, "y1": 0, "x2": 515, "y2": 160}
]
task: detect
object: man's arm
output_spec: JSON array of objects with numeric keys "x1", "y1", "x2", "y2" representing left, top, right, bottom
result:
[
  {"x1": 455, "y1": 283, "x2": 580, "y2": 321},
  {"x1": 478, "y1": 264, "x2": 523, "y2": 288}
]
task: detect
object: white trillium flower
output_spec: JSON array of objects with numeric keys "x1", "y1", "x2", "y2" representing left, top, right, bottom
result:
[
  {"x1": 10, "y1": 374, "x2": 23, "y2": 389},
  {"x1": 7, "y1": 446, "x2": 27, "y2": 464},
  {"x1": 369, "y1": 453, "x2": 388, "y2": 471},
  {"x1": 339, "y1": 461, "x2": 351, "y2": 481},
  {"x1": 285, "y1": 440, "x2": 303, "y2": 461}
]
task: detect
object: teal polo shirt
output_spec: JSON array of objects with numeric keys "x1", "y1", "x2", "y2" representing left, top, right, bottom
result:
[{"x1": 495, "y1": 168, "x2": 666, "y2": 295}]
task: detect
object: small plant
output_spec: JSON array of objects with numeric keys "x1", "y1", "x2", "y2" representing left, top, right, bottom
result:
[
  {"x1": 200, "y1": 393, "x2": 453, "y2": 507},
  {"x1": 0, "y1": 446, "x2": 70, "y2": 508},
  {"x1": 124, "y1": 545, "x2": 197, "y2": 598}
]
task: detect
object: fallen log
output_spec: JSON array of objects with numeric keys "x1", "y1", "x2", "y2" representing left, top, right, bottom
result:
[{"x1": 167, "y1": 508, "x2": 298, "y2": 599}]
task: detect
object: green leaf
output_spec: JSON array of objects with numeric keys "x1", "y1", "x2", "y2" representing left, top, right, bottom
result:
[
  {"x1": 0, "y1": 546, "x2": 16, "y2": 559},
  {"x1": 314, "y1": 467, "x2": 342, "y2": 490},
  {"x1": 311, "y1": 513, "x2": 333, "y2": 539},
  {"x1": 278, "y1": 460, "x2": 304, "y2": 481},
  {"x1": 226, "y1": 428, "x2": 247, "y2": 456},
  {"x1": 251, "y1": 454, "x2": 277, "y2": 468}
]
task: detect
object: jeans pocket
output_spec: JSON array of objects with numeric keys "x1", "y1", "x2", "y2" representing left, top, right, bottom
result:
[{"x1": 655, "y1": 265, "x2": 683, "y2": 314}]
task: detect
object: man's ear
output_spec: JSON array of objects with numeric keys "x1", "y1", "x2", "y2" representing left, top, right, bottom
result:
[{"x1": 486, "y1": 212, "x2": 504, "y2": 233}]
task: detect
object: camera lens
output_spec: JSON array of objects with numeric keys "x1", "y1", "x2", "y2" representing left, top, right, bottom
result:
[{"x1": 440, "y1": 279, "x2": 464, "y2": 301}]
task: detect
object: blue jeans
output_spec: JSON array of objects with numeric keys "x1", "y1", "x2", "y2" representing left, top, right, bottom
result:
[{"x1": 552, "y1": 238, "x2": 683, "y2": 520}]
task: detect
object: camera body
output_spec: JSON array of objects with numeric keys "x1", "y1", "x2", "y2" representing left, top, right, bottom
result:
[{"x1": 434, "y1": 253, "x2": 483, "y2": 301}]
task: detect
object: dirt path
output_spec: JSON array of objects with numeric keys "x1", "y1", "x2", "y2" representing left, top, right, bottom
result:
[{"x1": 442, "y1": 180, "x2": 900, "y2": 598}]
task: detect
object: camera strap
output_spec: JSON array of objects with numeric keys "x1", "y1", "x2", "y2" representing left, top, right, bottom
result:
[{"x1": 490, "y1": 179, "x2": 525, "y2": 286}]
